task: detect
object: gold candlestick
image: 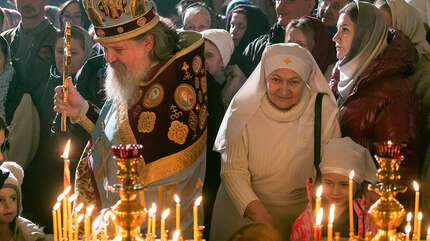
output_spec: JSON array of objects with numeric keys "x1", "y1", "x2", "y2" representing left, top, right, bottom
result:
[
  {"x1": 328, "y1": 204, "x2": 335, "y2": 241},
  {"x1": 413, "y1": 181, "x2": 420, "y2": 239},
  {"x1": 174, "y1": 194, "x2": 181, "y2": 230},
  {"x1": 53, "y1": 202, "x2": 61, "y2": 241},
  {"x1": 349, "y1": 170, "x2": 354, "y2": 238},
  {"x1": 61, "y1": 21, "x2": 71, "y2": 132},
  {"x1": 161, "y1": 209, "x2": 170, "y2": 241}
]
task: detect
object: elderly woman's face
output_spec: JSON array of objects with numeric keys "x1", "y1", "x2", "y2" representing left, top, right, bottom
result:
[
  {"x1": 230, "y1": 12, "x2": 247, "y2": 46},
  {"x1": 333, "y1": 13, "x2": 355, "y2": 60},
  {"x1": 184, "y1": 12, "x2": 211, "y2": 32},
  {"x1": 55, "y1": 37, "x2": 86, "y2": 75},
  {"x1": 266, "y1": 68, "x2": 305, "y2": 110}
]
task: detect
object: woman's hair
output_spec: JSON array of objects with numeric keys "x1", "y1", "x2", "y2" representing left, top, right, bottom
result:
[
  {"x1": 132, "y1": 18, "x2": 180, "y2": 62},
  {"x1": 339, "y1": 2, "x2": 358, "y2": 24},
  {"x1": 285, "y1": 17, "x2": 316, "y2": 47},
  {"x1": 57, "y1": 0, "x2": 91, "y2": 30},
  {"x1": 227, "y1": 223, "x2": 282, "y2": 241}
]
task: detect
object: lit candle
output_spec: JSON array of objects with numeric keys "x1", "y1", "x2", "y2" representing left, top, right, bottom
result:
[
  {"x1": 62, "y1": 139, "x2": 72, "y2": 189},
  {"x1": 174, "y1": 194, "x2": 181, "y2": 230},
  {"x1": 334, "y1": 232, "x2": 341, "y2": 241},
  {"x1": 63, "y1": 187, "x2": 71, "y2": 240},
  {"x1": 147, "y1": 208, "x2": 153, "y2": 236},
  {"x1": 173, "y1": 229, "x2": 181, "y2": 241},
  {"x1": 85, "y1": 205, "x2": 95, "y2": 241},
  {"x1": 152, "y1": 203, "x2": 157, "y2": 237},
  {"x1": 53, "y1": 202, "x2": 61, "y2": 241},
  {"x1": 92, "y1": 215, "x2": 102, "y2": 241},
  {"x1": 76, "y1": 214, "x2": 84, "y2": 241},
  {"x1": 426, "y1": 227, "x2": 430, "y2": 241},
  {"x1": 194, "y1": 196, "x2": 202, "y2": 241},
  {"x1": 57, "y1": 193, "x2": 65, "y2": 241},
  {"x1": 405, "y1": 224, "x2": 411, "y2": 241},
  {"x1": 315, "y1": 186, "x2": 323, "y2": 221},
  {"x1": 103, "y1": 220, "x2": 108, "y2": 241},
  {"x1": 68, "y1": 194, "x2": 77, "y2": 241},
  {"x1": 407, "y1": 212, "x2": 412, "y2": 228},
  {"x1": 413, "y1": 181, "x2": 420, "y2": 238},
  {"x1": 417, "y1": 212, "x2": 423, "y2": 241},
  {"x1": 74, "y1": 203, "x2": 84, "y2": 241},
  {"x1": 161, "y1": 209, "x2": 170, "y2": 240},
  {"x1": 314, "y1": 208, "x2": 323, "y2": 241},
  {"x1": 349, "y1": 170, "x2": 355, "y2": 238},
  {"x1": 328, "y1": 204, "x2": 335, "y2": 241}
]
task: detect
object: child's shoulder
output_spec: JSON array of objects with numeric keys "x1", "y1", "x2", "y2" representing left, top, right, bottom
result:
[{"x1": 15, "y1": 216, "x2": 45, "y2": 241}]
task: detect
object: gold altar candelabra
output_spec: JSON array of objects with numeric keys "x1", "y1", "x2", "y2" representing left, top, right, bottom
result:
[
  {"x1": 368, "y1": 141, "x2": 407, "y2": 241},
  {"x1": 109, "y1": 144, "x2": 147, "y2": 241}
]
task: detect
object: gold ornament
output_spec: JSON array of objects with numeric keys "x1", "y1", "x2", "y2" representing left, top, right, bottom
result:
[
  {"x1": 168, "y1": 120, "x2": 189, "y2": 145},
  {"x1": 137, "y1": 111, "x2": 156, "y2": 133}
]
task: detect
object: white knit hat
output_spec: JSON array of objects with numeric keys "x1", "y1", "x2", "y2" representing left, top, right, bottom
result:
[
  {"x1": 320, "y1": 137, "x2": 378, "y2": 184},
  {"x1": 201, "y1": 29, "x2": 235, "y2": 68},
  {"x1": 0, "y1": 161, "x2": 24, "y2": 214}
]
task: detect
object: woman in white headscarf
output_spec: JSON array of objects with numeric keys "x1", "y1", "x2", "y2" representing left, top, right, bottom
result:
[
  {"x1": 209, "y1": 43, "x2": 341, "y2": 241},
  {"x1": 330, "y1": 1, "x2": 421, "y2": 208}
]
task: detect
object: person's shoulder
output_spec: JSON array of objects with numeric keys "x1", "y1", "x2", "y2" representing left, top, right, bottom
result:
[{"x1": 15, "y1": 216, "x2": 45, "y2": 241}]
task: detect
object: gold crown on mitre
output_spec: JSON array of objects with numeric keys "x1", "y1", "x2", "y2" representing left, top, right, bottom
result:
[{"x1": 82, "y1": 0, "x2": 160, "y2": 43}]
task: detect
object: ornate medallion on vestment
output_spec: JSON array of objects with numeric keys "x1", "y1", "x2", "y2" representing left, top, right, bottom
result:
[
  {"x1": 181, "y1": 62, "x2": 192, "y2": 80},
  {"x1": 137, "y1": 111, "x2": 156, "y2": 133},
  {"x1": 169, "y1": 105, "x2": 183, "y2": 120},
  {"x1": 198, "y1": 104, "x2": 208, "y2": 130},
  {"x1": 143, "y1": 83, "x2": 164, "y2": 108},
  {"x1": 174, "y1": 83, "x2": 196, "y2": 111},
  {"x1": 168, "y1": 120, "x2": 189, "y2": 145},
  {"x1": 200, "y1": 76, "x2": 207, "y2": 93}
]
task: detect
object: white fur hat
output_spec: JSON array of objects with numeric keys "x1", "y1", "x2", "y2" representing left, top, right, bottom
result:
[
  {"x1": 201, "y1": 29, "x2": 235, "y2": 68},
  {"x1": 0, "y1": 161, "x2": 24, "y2": 213}
]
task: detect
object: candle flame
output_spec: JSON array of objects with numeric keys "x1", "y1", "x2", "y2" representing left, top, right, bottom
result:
[
  {"x1": 194, "y1": 196, "x2": 203, "y2": 206},
  {"x1": 329, "y1": 204, "x2": 335, "y2": 224},
  {"x1": 427, "y1": 227, "x2": 430, "y2": 235},
  {"x1": 64, "y1": 186, "x2": 71, "y2": 196},
  {"x1": 62, "y1": 139, "x2": 72, "y2": 159},
  {"x1": 68, "y1": 193, "x2": 77, "y2": 203},
  {"x1": 152, "y1": 203, "x2": 157, "y2": 213},
  {"x1": 53, "y1": 202, "x2": 61, "y2": 211},
  {"x1": 349, "y1": 170, "x2": 355, "y2": 180},
  {"x1": 405, "y1": 225, "x2": 411, "y2": 234},
  {"x1": 92, "y1": 214, "x2": 103, "y2": 228},
  {"x1": 86, "y1": 205, "x2": 95, "y2": 216},
  {"x1": 413, "y1": 181, "x2": 419, "y2": 192},
  {"x1": 387, "y1": 140, "x2": 392, "y2": 145},
  {"x1": 57, "y1": 193, "x2": 65, "y2": 202},
  {"x1": 148, "y1": 208, "x2": 153, "y2": 217},
  {"x1": 418, "y1": 212, "x2": 423, "y2": 221},
  {"x1": 75, "y1": 203, "x2": 84, "y2": 213},
  {"x1": 407, "y1": 212, "x2": 412, "y2": 222},
  {"x1": 174, "y1": 194, "x2": 180, "y2": 203},
  {"x1": 316, "y1": 185, "x2": 323, "y2": 198},
  {"x1": 173, "y1": 230, "x2": 181, "y2": 241},
  {"x1": 162, "y1": 209, "x2": 170, "y2": 220},
  {"x1": 77, "y1": 214, "x2": 84, "y2": 223},
  {"x1": 316, "y1": 208, "x2": 323, "y2": 226}
]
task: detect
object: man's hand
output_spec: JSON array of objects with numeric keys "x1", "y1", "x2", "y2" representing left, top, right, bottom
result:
[
  {"x1": 54, "y1": 76, "x2": 86, "y2": 120},
  {"x1": 244, "y1": 200, "x2": 277, "y2": 229}
]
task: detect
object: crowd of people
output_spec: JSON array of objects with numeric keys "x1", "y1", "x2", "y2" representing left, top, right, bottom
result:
[{"x1": 0, "y1": 0, "x2": 429, "y2": 240}]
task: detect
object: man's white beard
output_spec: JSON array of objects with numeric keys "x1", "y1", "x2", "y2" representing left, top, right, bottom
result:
[{"x1": 104, "y1": 61, "x2": 150, "y2": 106}]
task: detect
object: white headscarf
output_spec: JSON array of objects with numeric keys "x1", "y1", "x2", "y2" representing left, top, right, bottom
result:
[
  {"x1": 213, "y1": 43, "x2": 336, "y2": 151},
  {"x1": 337, "y1": 1, "x2": 388, "y2": 102},
  {"x1": 201, "y1": 29, "x2": 235, "y2": 67},
  {"x1": 405, "y1": 0, "x2": 430, "y2": 26},
  {"x1": 376, "y1": 0, "x2": 430, "y2": 58},
  {"x1": 320, "y1": 137, "x2": 378, "y2": 184}
]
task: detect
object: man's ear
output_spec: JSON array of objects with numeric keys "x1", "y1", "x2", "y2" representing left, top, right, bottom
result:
[{"x1": 142, "y1": 34, "x2": 155, "y2": 53}]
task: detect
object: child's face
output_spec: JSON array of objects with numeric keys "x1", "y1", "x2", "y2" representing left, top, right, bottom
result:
[
  {"x1": 322, "y1": 173, "x2": 357, "y2": 208},
  {"x1": 0, "y1": 187, "x2": 17, "y2": 224}
]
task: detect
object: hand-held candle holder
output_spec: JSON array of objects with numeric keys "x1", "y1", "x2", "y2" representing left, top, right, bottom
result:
[
  {"x1": 368, "y1": 141, "x2": 407, "y2": 241},
  {"x1": 109, "y1": 144, "x2": 147, "y2": 241}
]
